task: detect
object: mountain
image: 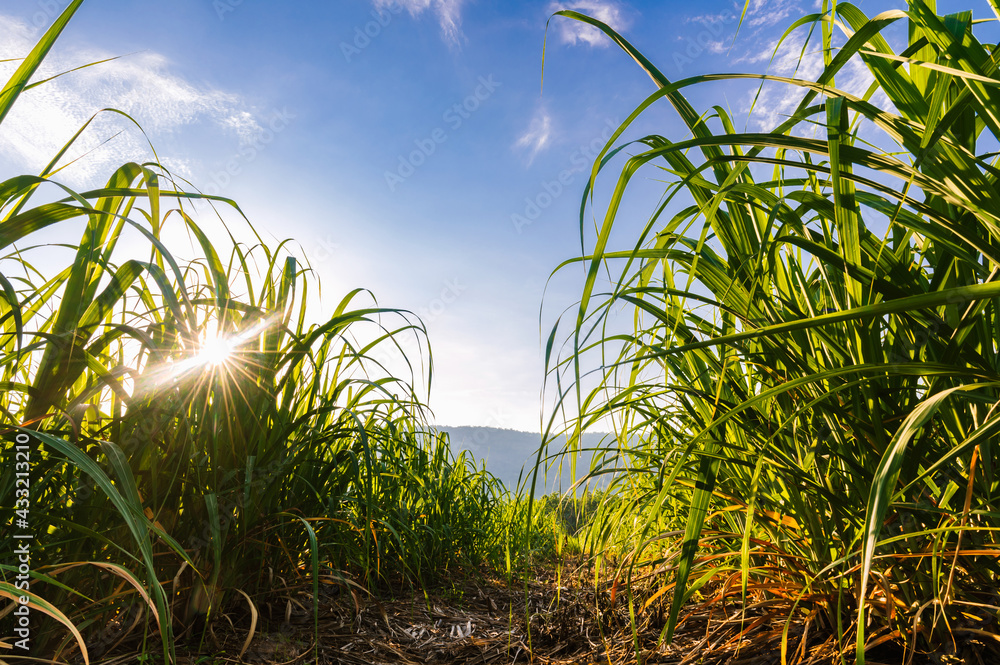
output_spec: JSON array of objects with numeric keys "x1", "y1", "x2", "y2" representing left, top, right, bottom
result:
[{"x1": 437, "y1": 425, "x2": 613, "y2": 495}]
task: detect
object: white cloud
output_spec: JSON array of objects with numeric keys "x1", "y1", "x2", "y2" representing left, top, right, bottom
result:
[
  {"x1": 745, "y1": 0, "x2": 801, "y2": 29},
  {"x1": 547, "y1": 0, "x2": 631, "y2": 48},
  {"x1": 707, "y1": 40, "x2": 727, "y2": 54},
  {"x1": 374, "y1": 0, "x2": 467, "y2": 48},
  {"x1": 0, "y1": 14, "x2": 261, "y2": 188},
  {"x1": 515, "y1": 108, "x2": 553, "y2": 164},
  {"x1": 742, "y1": 31, "x2": 880, "y2": 133},
  {"x1": 688, "y1": 11, "x2": 737, "y2": 24},
  {"x1": 690, "y1": 0, "x2": 803, "y2": 65},
  {"x1": 740, "y1": 33, "x2": 823, "y2": 131}
]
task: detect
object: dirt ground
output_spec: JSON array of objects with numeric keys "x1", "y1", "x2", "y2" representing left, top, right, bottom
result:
[{"x1": 35, "y1": 562, "x2": 1000, "y2": 665}]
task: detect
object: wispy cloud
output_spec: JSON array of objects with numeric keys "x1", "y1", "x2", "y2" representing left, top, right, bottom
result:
[
  {"x1": 374, "y1": 0, "x2": 467, "y2": 48},
  {"x1": 741, "y1": 30, "x2": 878, "y2": 133},
  {"x1": 547, "y1": 0, "x2": 631, "y2": 48},
  {"x1": 745, "y1": 0, "x2": 801, "y2": 29},
  {"x1": 698, "y1": 0, "x2": 804, "y2": 65},
  {"x1": 0, "y1": 14, "x2": 260, "y2": 187},
  {"x1": 738, "y1": 33, "x2": 821, "y2": 131},
  {"x1": 514, "y1": 108, "x2": 553, "y2": 164}
]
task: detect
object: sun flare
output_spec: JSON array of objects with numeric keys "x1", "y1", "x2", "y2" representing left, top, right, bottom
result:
[{"x1": 196, "y1": 334, "x2": 233, "y2": 367}]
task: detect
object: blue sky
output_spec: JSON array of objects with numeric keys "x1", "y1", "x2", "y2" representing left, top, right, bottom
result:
[{"x1": 2, "y1": 0, "x2": 931, "y2": 431}]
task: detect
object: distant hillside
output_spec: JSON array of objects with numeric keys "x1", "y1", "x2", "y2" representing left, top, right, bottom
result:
[{"x1": 437, "y1": 425, "x2": 613, "y2": 495}]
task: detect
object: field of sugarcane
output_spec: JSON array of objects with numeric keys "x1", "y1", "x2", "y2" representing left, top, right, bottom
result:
[
  {"x1": 0, "y1": 3, "x2": 537, "y2": 663},
  {"x1": 540, "y1": 1, "x2": 1000, "y2": 662},
  {"x1": 4, "y1": 0, "x2": 1000, "y2": 663}
]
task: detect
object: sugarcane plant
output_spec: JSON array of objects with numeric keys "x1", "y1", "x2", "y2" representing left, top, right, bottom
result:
[
  {"x1": 543, "y1": 0, "x2": 1000, "y2": 661},
  {"x1": 0, "y1": 3, "x2": 514, "y2": 662}
]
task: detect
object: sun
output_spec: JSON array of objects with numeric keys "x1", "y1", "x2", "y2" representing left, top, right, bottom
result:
[{"x1": 196, "y1": 334, "x2": 233, "y2": 367}]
